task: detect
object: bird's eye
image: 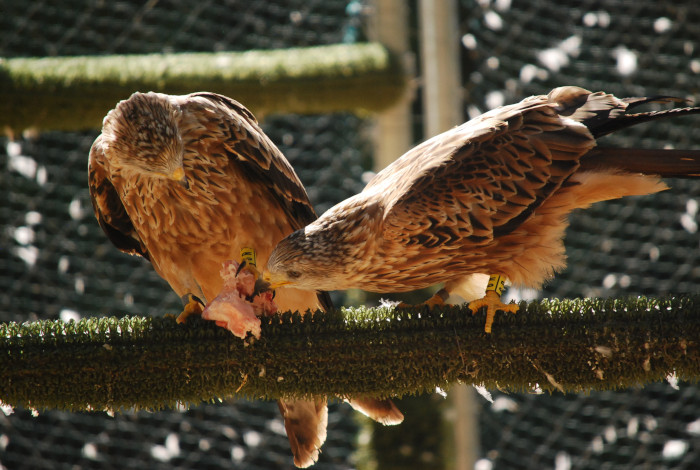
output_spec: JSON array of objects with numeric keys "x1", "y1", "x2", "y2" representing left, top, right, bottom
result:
[{"x1": 287, "y1": 270, "x2": 302, "y2": 279}]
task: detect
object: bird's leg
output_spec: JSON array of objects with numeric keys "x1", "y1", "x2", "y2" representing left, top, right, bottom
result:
[
  {"x1": 239, "y1": 248, "x2": 273, "y2": 299},
  {"x1": 238, "y1": 247, "x2": 260, "y2": 277},
  {"x1": 424, "y1": 288, "x2": 450, "y2": 307},
  {"x1": 176, "y1": 293, "x2": 206, "y2": 323},
  {"x1": 467, "y1": 274, "x2": 519, "y2": 333}
]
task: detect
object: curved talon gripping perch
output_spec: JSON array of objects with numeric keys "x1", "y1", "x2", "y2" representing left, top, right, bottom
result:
[
  {"x1": 176, "y1": 293, "x2": 206, "y2": 324},
  {"x1": 468, "y1": 274, "x2": 519, "y2": 333}
]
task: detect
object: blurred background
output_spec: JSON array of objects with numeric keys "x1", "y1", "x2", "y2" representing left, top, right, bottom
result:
[{"x1": 1, "y1": 0, "x2": 699, "y2": 468}]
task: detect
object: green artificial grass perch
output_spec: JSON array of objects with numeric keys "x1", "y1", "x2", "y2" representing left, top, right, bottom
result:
[
  {"x1": 0, "y1": 42, "x2": 407, "y2": 132},
  {"x1": 1, "y1": 296, "x2": 699, "y2": 413}
]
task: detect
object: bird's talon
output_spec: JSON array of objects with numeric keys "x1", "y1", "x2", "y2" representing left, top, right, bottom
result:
[
  {"x1": 235, "y1": 260, "x2": 248, "y2": 276},
  {"x1": 237, "y1": 259, "x2": 262, "y2": 281},
  {"x1": 468, "y1": 291, "x2": 518, "y2": 333},
  {"x1": 425, "y1": 293, "x2": 446, "y2": 308},
  {"x1": 396, "y1": 289, "x2": 448, "y2": 309},
  {"x1": 235, "y1": 257, "x2": 268, "y2": 299},
  {"x1": 176, "y1": 293, "x2": 205, "y2": 324},
  {"x1": 252, "y1": 277, "x2": 272, "y2": 297}
]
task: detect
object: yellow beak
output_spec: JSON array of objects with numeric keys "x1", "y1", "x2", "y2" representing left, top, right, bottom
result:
[
  {"x1": 171, "y1": 167, "x2": 189, "y2": 189},
  {"x1": 262, "y1": 271, "x2": 291, "y2": 290}
]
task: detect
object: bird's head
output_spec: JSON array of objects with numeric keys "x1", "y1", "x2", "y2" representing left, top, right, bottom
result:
[
  {"x1": 101, "y1": 92, "x2": 189, "y2": 188},
  {"x1": 264, "y1": 196, "x2": 380, "y2": 292},
  {"x1": 264, "y1": 225, "x2": 351, "y2": 292}
]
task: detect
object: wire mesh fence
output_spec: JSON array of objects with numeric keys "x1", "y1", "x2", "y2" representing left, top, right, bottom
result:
[
  {"x1": 457, "y1": 1, "x2": 700, "y2": 468},
  {"x1": 1, "y1": 1, "x2": 369, "y2": 468}
]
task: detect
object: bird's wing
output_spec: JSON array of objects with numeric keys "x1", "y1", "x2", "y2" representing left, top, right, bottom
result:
[
  {"x1": 378, "y1": 94, "x2": 594, "y2": 247},
  {"x1": 182, "y1": 93, "x2": 333, "y2": 310},
  {"x1": 183, "y1": 92, "x2": 318, "y2": 231},
  {"x1": 88, "y1": 135, "x2": 150, "y2": 260}
]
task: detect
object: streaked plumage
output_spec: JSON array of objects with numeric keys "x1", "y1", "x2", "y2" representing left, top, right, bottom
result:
[
  {"x1": 88, "y1": 91, "x2": 402, "y2": 467},
  {"x1": 265, "y1": 86, "x2": 700, "y2": 330}
]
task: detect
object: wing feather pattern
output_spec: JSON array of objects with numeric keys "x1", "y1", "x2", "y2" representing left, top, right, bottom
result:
[
  {"x1": 377, "y1": 94, "x2": 594, "y2": 249},
  {"x1": 88, "y1": 135, "x2": 150, "y2": 260},
  {"x1": 180, "y1": 93, "x2": 333, "y2": 311},
  {"x1": 185, "y1": 93, "x2": 318, "y2": 231}
]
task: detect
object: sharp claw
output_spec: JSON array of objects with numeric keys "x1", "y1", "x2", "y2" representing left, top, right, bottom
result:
[
  {"x1": 180, "y1": 293, "x2": 204, "y2": 307},
  {"x1": 467, "y1": 290, "x2": 519, "y2": 333},
  {"x1": 235, "y1": 260, "x2": 248, "y2": 276},
  {"x1": 252, "y1": 277, "x2": 272, "y2": 297},
  {"x1": 396, "y1": 289, "x2": 448, "y2": 309},
  {"x1": 176, "y1": 293, "x2": 206, "y2": 324}
]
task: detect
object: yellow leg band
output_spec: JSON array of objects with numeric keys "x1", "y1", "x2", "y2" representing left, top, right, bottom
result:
[
  {"x1": 240, "y1": 247, "x2": 257, "y2": 268},
  {"x1": 485, "y1": 274, "x2": 507, "y2": 296}
]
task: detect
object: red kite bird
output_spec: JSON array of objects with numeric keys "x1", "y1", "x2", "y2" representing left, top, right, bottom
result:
[
  {"x1": 264, "y1": 86, "x2": 700, "y2": 332},
  {"x1": 89, "y1": 91, "x2": 402, "y2": 467}
]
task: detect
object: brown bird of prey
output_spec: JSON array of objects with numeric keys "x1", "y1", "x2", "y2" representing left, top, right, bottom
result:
[
  {"x1": 88, "y1": 91, "x2": 402, "y2": 467},
  {"x1": 265, "y1": 86, "x2": 700, "y2": 332}
]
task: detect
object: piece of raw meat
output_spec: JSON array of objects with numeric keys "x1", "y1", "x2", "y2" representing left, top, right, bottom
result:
[{"x1": 202, "y1": 260, "x2": 277, "y2": 339}]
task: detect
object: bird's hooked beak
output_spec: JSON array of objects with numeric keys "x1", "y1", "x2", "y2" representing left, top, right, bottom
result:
[
  {"x1": 250, "y1": 271, "x2": 289, "y2": 298},
  {"x1": 171, "y1": 167, "x2": 190, "y2": 189},
  {"x1": 262, "y1": 271, "x2": 291, "y2": 290}
]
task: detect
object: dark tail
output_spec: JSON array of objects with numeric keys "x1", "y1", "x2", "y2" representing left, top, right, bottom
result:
[
  {"x1": 551, "y1": 87, "x2": 699, "y2": 138},
  {"x1": 591, "y1": 104, "x2": 700, "y2": 138},
  {"x1": 581, "y1": 147, "x2": 700, "y2": 178}
]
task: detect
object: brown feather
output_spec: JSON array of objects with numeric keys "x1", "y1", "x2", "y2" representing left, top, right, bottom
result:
[
  {"x1": 90, "y1": 91, "x2": 399, "y2": 467},
  {"x1": 266, "y1": 86, "x2": 700, "y2": 297},
  {"x1": 346, "y1": 397, "x2": 404, "y2": 425},
  {"x1": 278, "y1": 398, "x2": 328, "y2": 468},
  {"x1": 88, "y1": 135, "x2": 149, "y2": 260},
  {"x1": 581, "y1": 148, "x2": 700, "y2": 177}
]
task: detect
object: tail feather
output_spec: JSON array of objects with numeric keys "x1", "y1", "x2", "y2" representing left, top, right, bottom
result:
[
  {"x1": 549, "y1": 88, "x2": 699, "y2": 139},
  {"x1": 278, "y1": 398, "x2": 328, "y2": 468},
  {"x1": 591, "y1": 105, "x2": 700, "y2": 138},
  {"x1": 621, "y1": 95, "x2": 686, "y2": 111},
  {"x1": 582, "y1": 148, "x2": 700, "y2": 178},
  {"x1": 577, "y1": 90, "x2": 700, "y2": 178},
  {"x1": 346, "y1": 397, "x2": 405, "y2": 425}
]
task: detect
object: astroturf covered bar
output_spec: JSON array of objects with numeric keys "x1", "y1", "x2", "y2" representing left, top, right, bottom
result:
[
  {"x1": 1, "y1": 296, "x2": 699, "y2": 412},
  {"x1": 0, "y1": 42, "x2": 407, "y2": 132}
]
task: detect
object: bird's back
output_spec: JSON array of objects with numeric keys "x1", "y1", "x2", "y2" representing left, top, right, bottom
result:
[{"x1": 268, "y1": 87, "x2": 700, "y2": 294}]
